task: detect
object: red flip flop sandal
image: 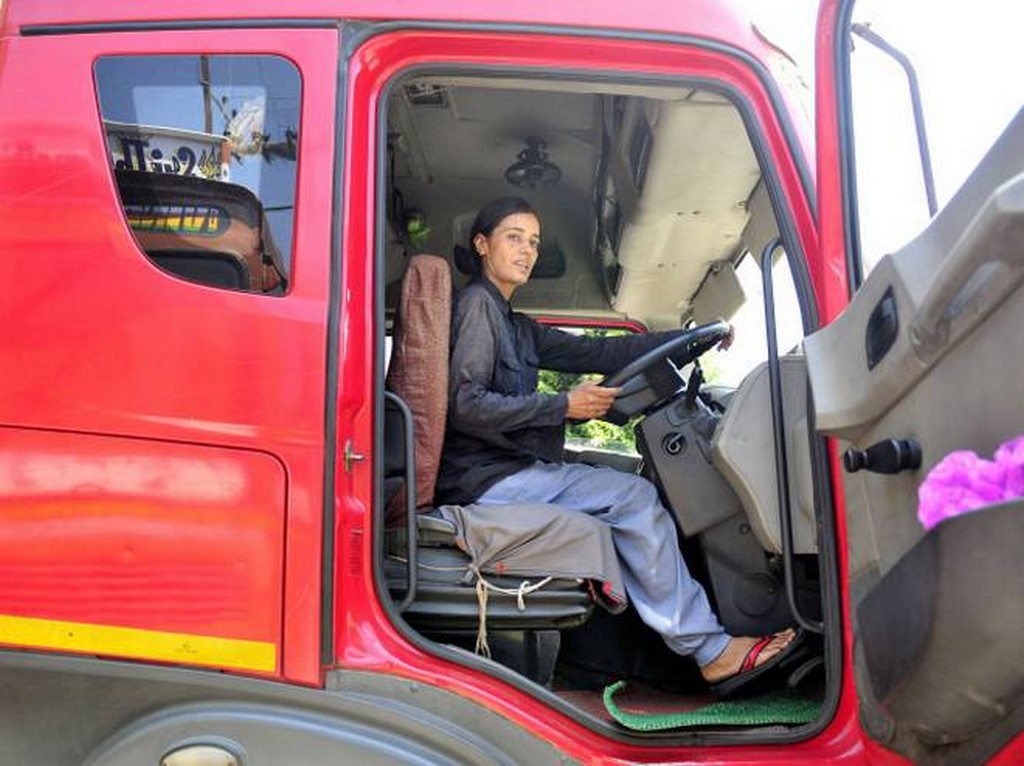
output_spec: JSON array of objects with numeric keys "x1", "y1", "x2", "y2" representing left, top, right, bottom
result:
[{"x1": 709, "y1": 628, "x2": 807, "y2": 699}]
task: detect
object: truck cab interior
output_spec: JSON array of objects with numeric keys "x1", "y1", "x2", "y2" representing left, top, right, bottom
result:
[{"x1": 376, "y1": 71, "x2": 832, "y2": 731}]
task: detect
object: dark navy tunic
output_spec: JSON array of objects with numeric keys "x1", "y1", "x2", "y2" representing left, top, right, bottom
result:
[{"x1": 436, "y1": 276, "x2": 679, "y2": 504}]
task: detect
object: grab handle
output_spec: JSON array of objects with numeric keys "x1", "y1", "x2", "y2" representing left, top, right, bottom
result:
[
  {"x1": 760, "y1": 239, "x2": 823, "y2": 634},
  {"x1": 911, "y1": 173, "x2": 1024, "y2": 360},
  {"x1": 385, "y1": 392, "x2": 419, "y2": 613}
]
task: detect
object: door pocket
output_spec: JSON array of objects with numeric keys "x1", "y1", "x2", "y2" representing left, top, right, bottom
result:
[{"x1": 856, "y1": 499, "x2": 1024, "y2": 745}]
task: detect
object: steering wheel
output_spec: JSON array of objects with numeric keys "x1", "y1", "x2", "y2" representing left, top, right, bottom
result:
[{"x1": 601, "y1": 320, "x2": 732, "y2": 424}]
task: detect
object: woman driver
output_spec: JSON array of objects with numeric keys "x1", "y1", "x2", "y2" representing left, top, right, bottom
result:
[{"x1": 436, "y1": 196, "x2": 799, "y2": 695}]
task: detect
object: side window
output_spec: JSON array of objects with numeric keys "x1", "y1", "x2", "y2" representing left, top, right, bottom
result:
[
  {"x1": 537, "y1": 327, "x2": 640, "y2": 455},
  {"x1": 95, "y1": 55, "x2": 300, "y2": 294},
  {"x1": 701, "y1": 250, "x2": 803, "y2": 388},
  {"x1": 848, "y1": 1, "x2": 1020, "y2": 278}
]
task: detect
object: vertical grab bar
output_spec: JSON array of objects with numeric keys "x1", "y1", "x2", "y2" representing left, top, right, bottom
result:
[
  {"x1": 385, "y1": 391, "x2": 419, "y2": 613},
  {"x1": 760, "y1": 239, "x2": 824, "y2": 634}
]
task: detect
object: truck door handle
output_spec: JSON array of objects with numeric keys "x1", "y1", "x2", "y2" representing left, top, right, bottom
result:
[{"x1": 866, "y1": 287, "x2": 898, "y2": 370}]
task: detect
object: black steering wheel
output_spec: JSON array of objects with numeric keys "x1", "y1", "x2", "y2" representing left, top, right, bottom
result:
[{"x1": 601, "y1": 320, "x2": 732, "y2": 424}]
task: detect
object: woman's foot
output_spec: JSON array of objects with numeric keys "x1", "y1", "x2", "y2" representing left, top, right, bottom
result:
[{"x1": 700, "y1": 628, "x2": 797, "y2": 685}]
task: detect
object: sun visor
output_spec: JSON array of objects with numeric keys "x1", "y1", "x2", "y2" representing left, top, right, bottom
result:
[{"x1": 691, "y1": 260, "x2": 745, "y2": 324}]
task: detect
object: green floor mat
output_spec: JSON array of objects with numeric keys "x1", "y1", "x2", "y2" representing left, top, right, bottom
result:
[{"x1": 603, "y1": 681, "x2": 822, "y2": 731}]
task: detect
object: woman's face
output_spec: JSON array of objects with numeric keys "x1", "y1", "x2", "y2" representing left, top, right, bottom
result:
[{"x1": 474, "y1": 211, "x2": 541, "y2": 299}]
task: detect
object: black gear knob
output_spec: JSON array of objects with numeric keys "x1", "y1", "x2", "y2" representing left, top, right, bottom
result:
[{"x1": 843, "y1": 438, "x2": 922, "y2": 474}]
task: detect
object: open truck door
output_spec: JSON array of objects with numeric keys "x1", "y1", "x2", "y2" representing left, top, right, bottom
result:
[{"x1": 812, "y1": 1, "x2": 1024, "y2": 763}]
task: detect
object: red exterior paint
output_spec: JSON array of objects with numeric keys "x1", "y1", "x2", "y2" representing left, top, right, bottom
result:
[
  {"x1": 3, "y1": 0, "x2": 785, "y2": 56},
  {"x1": 0, "y1": 26, "x2": 338, "y2": 683},
  {"x1": 0, "y1": 428, "x2": 286, "y2": 664},
  {"x1": 813, "y1": 0, "x2": 853, "y2": 326}
]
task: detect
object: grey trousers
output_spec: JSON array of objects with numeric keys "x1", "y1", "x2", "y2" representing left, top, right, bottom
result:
[{"x1": 478, "y1": 460, "x2": 730, "y2": 667}]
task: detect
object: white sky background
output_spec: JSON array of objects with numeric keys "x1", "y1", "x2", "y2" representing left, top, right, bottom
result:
[
  {"x1": 706, "y1": 0, "x2": 1022, "y2": 386},
  {"x1": 753, "y1": 0, "x2": 1024, "y2": 266}
]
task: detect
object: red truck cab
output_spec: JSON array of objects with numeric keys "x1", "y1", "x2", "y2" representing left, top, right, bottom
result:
[{"x1": 2, "y1": 1, "x2": 1023, "y2": 764}]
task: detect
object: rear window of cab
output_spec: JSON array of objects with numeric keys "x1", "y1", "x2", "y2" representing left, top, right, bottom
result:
[{"x1": 95, "y1": 55, "x2": 300, "y2": 294}]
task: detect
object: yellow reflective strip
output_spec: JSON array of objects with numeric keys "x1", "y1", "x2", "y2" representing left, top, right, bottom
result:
[{"x1": 0, "y1": 614, "x2": 276, "y2": 673}]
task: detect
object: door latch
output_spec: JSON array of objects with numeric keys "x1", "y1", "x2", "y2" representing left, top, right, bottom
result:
[{"x1": 343, "y1": 439, "x2": 366, "y2": 472}]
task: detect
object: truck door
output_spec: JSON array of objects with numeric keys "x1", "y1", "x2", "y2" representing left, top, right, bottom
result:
[
  {"x1": 812, "y1": 1, "x2": 1024, "y2": 762},
  {"x1": 0, "y1": 25, "x2": 338, "y2": 687}
]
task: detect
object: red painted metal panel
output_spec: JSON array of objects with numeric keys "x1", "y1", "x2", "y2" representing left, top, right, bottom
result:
[
  {"x1": 0, "y1": 27, "x2": 338, "y2": 683},
  {"x1": 987, "y1": 731, "x2": 1024, "y2": 766},
  {"x1": 813, "y1": 0, "x2": 853, "y2": 326},
  {"x1": 0, "y1": 427, "x2": 285, "y2": 669},
  {"x1": 5, "y1": 0, "x2": 771, "y2": 59}
]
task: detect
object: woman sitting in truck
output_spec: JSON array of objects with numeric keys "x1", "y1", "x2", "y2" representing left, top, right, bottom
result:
[{"x1": 437, "y1": 196, "x2": 801, "y2": 697}]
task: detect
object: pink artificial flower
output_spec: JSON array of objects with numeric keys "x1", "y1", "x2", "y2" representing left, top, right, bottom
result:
[{"x1": 917, "y1": 436, "x2": 1024, "y2": 530}]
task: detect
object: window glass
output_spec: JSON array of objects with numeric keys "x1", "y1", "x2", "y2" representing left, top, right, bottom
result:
[
  {"x1": 95, "y1": 55, "x2": 300, "y2": 293},
  {"x1": 702, "y1": 251, "x2": 804, "y2": 389},
  {"x1": 538, "y1": 328, "x2": 639, "y2": 456},
  {"x1": 849, "y1": 0, "x2": 1021, "y2": 277}
]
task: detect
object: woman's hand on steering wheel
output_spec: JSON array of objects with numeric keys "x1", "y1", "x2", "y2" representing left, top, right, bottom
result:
[
  {"x1": 601, "y1": 320, "x2": 733, "y2": 390},
  {"x1": 597, "y1": 320, "x2": 734, "y2": 422},
  {"x1": 718, "y1": 323, "x2": 736, "y2": 351},
  {"x1": 566, "y1": 381, "x2": 622, "y2": 421}
]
